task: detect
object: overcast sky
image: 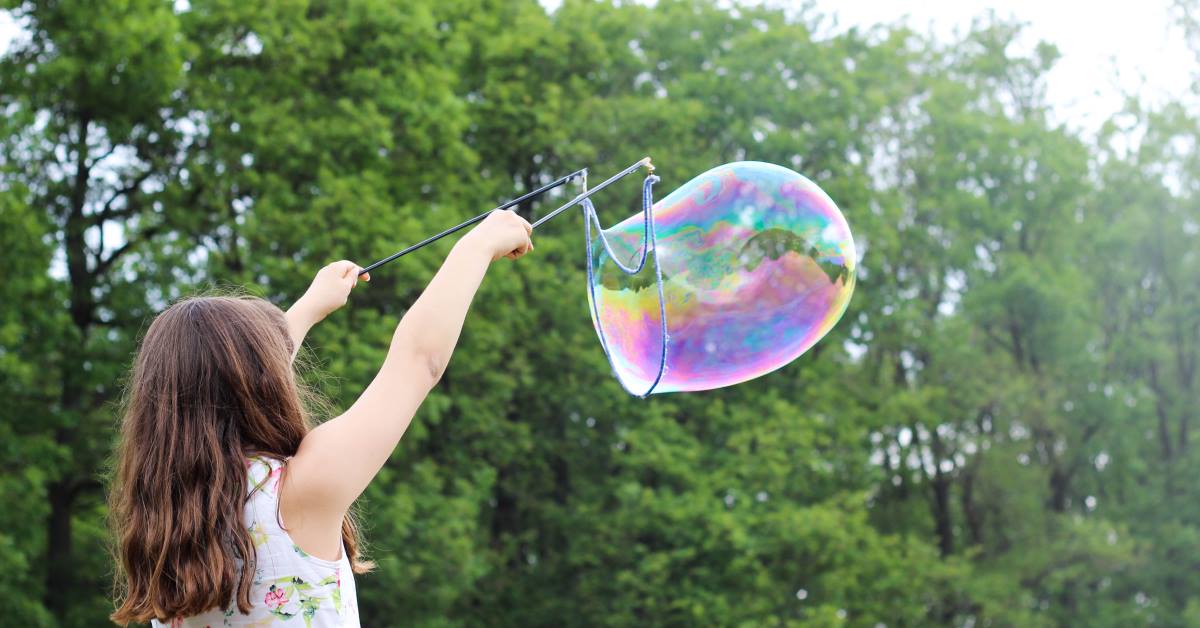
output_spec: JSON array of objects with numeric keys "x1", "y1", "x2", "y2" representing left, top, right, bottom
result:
[
  {"x1": 2, "y1": 1, "x2": 1195, "y2": 135},
  {"x1": 809, "y1": 0, "x2": 1195, "y2": 134}
]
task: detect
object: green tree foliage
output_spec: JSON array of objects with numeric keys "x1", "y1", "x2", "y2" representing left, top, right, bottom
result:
[{"x1": 0, "y1": 0, "x2": 1197, "y2": 625}]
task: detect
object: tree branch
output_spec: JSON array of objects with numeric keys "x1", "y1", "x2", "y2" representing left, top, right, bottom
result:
[
  {"x1": 70, "y1": 117, "x2": 91, "y2": 223},
  {"x1": 86, "y1": 144, "x2": 119, "y2": 170},
  {"x1": 90, "y1": 170, "x2": 154, "y2": 225},
  {"x1": 94, "y1": 223, "x2": 164, "y2": 277}
]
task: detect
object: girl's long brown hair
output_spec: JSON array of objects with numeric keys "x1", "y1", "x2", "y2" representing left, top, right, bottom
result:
[{"x1": 109, "y1": 296, "x2": 370, "y2": 624}]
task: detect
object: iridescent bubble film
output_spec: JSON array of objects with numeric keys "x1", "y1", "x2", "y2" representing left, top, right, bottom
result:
[{"x1": 588, "y1": 161, "x2": 856, "y2": 394}]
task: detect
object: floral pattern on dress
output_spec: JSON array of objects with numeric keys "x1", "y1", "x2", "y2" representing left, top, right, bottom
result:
[
  {"x1": 248, "y1": 522, "x2": 268, "y2": 548},
  {"x1": 268, "y1": 465, "x2": 284, "y2": 494},
  {"x1": 263, "y1": 574, "x2": 342, "y2": 627}
]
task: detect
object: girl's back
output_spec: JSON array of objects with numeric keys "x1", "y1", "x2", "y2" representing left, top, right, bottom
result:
[{"x1": 154, "y1": 457, "x2": 359, "y2": 627}]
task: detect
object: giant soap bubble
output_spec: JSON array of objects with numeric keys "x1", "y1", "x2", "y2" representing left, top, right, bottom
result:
[{"x1": 587, "y1": 161, "x2": 856, "y2": 395}]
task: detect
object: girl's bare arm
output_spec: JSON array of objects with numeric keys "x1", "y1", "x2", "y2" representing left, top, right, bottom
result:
[{"x1": 282, "y1": 210, "x2": 533, "y2": 557}]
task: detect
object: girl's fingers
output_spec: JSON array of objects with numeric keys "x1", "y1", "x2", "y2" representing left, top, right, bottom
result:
[{"x1": 507, "y1": 238, "x2": 533, "y2": 259}]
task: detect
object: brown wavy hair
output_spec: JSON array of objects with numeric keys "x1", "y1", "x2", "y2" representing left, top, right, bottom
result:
[{"x1": 109, "y1": 295, "x2": 370, "y2": 625}]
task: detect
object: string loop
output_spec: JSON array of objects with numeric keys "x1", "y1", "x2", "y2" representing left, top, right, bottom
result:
[{"x1": 582, "y1": 174, "x2": 667, "y2": 398}]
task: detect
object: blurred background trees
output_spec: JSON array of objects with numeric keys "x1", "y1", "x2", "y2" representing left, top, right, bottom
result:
[{"x1": 1, "y1": 0, "x2": 1197, "y2": 625}]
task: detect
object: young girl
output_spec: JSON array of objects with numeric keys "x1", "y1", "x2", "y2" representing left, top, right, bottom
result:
[{"x1": 109, "y1": 210, "x2": 534, "y2": 626}]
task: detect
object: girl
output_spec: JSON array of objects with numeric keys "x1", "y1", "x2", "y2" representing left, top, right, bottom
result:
[{"x1": 109, "y1": 210, "x2": 534, "y2": 626}]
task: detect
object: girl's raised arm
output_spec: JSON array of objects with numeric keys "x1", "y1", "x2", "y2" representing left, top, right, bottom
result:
[
  {"x1": 282, "y1": 210, "x2": 533, "y2": 557},
  {"x1": 285, "y1": 261, "x2": 369, "y2": 358}
]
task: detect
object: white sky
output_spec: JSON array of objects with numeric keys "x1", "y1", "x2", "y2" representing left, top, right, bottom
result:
[
  {"x1": 810, "y1": 0, "x2": 1196, "y2": 135},
  {"x1": 1, "y1": 1, "x2": 1195, "y2": 136}
]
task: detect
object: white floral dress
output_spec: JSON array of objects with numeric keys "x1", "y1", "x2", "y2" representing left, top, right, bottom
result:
[{"x1": 153, "y1": 456, "x2": 360, "y2": 627}]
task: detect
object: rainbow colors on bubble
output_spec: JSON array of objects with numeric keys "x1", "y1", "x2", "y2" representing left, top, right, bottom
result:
[{"x1": 588, "y1": 161, "x2": 856, "y2": 394}]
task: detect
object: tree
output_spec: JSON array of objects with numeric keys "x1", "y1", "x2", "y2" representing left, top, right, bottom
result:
[
  {"x1": 0, "y1": 0, "x2": 188, "y2": 621},
  {"x1": 1, "y1": 0, "x2": 1197, "y2": 625}
]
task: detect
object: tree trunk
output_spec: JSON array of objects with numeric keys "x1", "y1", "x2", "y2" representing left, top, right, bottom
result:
[
  {"x1": 1048, "y1": 466, "x2": 1070, "y2": 513},
  {"x1": 931, "y1": 476, "x2": 954, "y2": 557},
  {"x1": 45, "y1": 361, "x2": 85, "y2": 616},
  {"x1": 961, "y1": 468, "x2": 983, "y2": 548},
  {"x1": 44, "y1": 481, "x2": 76, "y2": 617},
  {"x1": 44, "y1": 114, "x2": 95, "y2": 619},
  {"x1": 1149, "y1": 360, "x2": 1174, "y2": 461}
]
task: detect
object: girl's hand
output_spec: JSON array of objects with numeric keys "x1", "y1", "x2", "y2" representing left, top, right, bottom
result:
[
  {"x1": 297, "y1": 260, "x2": 369, "y2": 323},
  {"x1": 463, "y1": 210, "x2": 534, "y2": 261}
]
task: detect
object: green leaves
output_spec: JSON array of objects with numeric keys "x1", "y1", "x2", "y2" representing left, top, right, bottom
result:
[{"x1": 2, "y1": 0, "x2": 1198, "y2": 625}]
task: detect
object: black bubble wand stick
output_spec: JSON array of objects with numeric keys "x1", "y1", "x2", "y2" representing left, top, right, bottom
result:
[{"x1": 359, "y1": 157, "x2": 653, "y2": 276}]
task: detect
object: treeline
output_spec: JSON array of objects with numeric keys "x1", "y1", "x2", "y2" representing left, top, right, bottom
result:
[{"x1": 1, "y1": 0, "x2": 1198, "y2": 625}]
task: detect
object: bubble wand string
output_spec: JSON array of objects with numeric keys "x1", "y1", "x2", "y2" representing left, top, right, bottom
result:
[
  {"x1": 581, "y1": 167, "x2": 666, "y2": 397},
  {"x1": 359, "y1": 158, "x2": 653, "y2": 275},
  {"x1": 530, "y1": 157, "x2": 653, "y2": 229}
]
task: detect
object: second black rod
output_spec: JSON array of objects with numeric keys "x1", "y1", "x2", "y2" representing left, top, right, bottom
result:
[
  {"x1": 359, "y1": 168, "x2": 585, "y2": 275},
  {"x1": 359, "y1": 158, "x2": 652, "y2": 276}
]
